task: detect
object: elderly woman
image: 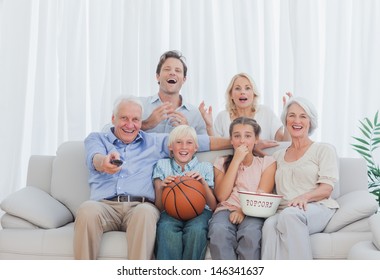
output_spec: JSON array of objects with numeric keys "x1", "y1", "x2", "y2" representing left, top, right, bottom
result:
[{"x1": 261, "y1": 96, "x2": 339, "y2": 259}]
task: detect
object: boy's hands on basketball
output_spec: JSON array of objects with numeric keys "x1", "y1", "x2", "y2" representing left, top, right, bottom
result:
[
  {"x1": 184, "y1": 171, "x2": 206, "y2": 185},
  {"x1": 162, "y1": 176, "x2": 177, "y2": 188},
  {"x1": 229, "y1": 209, "x2": 245, "y2": 225}
]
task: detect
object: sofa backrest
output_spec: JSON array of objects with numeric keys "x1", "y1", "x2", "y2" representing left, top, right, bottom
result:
[
  {"x1": 338, "y1": 157, "x2": 368, "y2": 195},
  {"x1": 27, "y1": 155, "x2": 55, "y2": 194},
  {"x1": 194, "y1": 142, "x2": 370, "y2": 198},
  {"x1": 27, "y1": 141, "x2": 368, "y2": 218},
  {"x1": 50, "y1": 141, "x2": 90, "y2": 217}
]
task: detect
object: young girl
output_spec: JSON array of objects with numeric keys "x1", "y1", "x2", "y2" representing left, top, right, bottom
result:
[
  {"x1": 208, "y1": 117, "x2": 276, "y2": 259},
  {"x1": 153, "y1": 125, "x2": 217, "y2": 260}
]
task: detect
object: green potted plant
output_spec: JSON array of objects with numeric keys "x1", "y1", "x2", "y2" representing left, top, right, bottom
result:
[{"x1": 351, "y1": 110, "x2": 380, "y2": 206}]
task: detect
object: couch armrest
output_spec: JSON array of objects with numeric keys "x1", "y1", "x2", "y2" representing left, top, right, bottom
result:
[
  {"x1": 369, "y1": 213, "x2": 380, "y2": 250},
  {"x1": 324, "y1": 190, "x2": 378, "y2": 233},
  {"x1": 0, "y1": 186, "x2": 74, "y2": 229}
]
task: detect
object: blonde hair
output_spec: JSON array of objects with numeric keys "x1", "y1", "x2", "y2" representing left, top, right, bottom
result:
[
  {"x1": 225, "y1": 72, "x2": 260, "y2": 117},
  {"x1": 168, "y1": 125, "x2": 199, "y2": 148}
]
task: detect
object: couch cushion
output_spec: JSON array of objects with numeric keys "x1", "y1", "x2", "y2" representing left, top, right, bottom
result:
[
  {"x1": 311, "y1": 231, "x2": 372, "y2": 259},
  {"x1": 348, "y1": 240, "x2": 380, "y2": 260},
  {"x1": 324, "y1": 190, "x2": 378, "y2": 233},
  {"x1": 336, "y1": 218, "x2": 371, "y2": 232},
  {"x1": 0, "y1": 186, "x2": 73, "y2": 229},
  {"x1": 1, "y1": 213, "x2": 39, "y2": 229}
]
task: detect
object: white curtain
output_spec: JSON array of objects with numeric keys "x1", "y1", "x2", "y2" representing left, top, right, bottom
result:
[{"x1": 1, "y1": 0, "x2": 380, "y2": 202}]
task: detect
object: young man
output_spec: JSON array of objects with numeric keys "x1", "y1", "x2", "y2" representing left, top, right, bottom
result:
[
  {"x1": 139, "y1": 50, "x2": 207, "y2": 134},
  {"x1": 74, "y1": 96, "x2": 230, "y2": 260}
]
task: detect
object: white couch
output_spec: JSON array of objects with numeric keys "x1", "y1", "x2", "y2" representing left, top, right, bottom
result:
[
  {"x1": 0, "y1": 141, "x2": 378, "y2": 259},
  {"x1": 348, "y1": 213, "x2": 380, "y2": 259}
]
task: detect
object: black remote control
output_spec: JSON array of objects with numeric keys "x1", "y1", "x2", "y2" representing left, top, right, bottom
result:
[{"x1": 110, "y1": 159, "x2": 123, "y2": 167}]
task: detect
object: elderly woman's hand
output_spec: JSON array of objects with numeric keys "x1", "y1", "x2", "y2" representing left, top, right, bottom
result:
[
  {"x1": 288, "y1": 194, "x2": 309, "y2": 211},
  {"x1": 287, "y1": 184, "x2": 332, "y2": 211}
]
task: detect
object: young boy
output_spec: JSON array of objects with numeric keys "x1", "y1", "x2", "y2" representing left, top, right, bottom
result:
[{"x1": 153, "y1": 125, "x2": 217, "y2": 260}]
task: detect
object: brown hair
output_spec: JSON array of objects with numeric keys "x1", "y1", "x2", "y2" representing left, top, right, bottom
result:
[
  {"x1": 223, "y1": 116, "x2": 261, "y2": 171},
  {"x1": 156, "y1": 50, "x2": 188, "y2": 77}
]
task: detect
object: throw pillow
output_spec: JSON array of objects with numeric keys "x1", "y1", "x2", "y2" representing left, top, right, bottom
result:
[
  {"x1": 324, "y1": 190, "x2": 378, "y2": 233},
  {"x1": 0, "y1": 186, "x2": 74, "y2": 229}
]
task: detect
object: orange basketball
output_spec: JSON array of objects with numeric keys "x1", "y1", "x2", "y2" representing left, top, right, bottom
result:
[{"x1": 162, "y1": 176, "x2": 207, "y2": 221}]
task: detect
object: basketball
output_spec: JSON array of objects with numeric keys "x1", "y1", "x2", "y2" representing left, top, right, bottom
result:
[{"x1": 162, "y1": 176, "x2": 207, "y2": 221}]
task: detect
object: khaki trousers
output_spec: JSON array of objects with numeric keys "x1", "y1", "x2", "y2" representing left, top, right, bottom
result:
[{"x1": 74, "y1": 200, "x2": 160, "y2": 260}]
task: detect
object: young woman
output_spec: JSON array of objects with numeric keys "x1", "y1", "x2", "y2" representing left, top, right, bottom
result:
[
  {"x1": 208, "y1": 117, "x2": 276, "y2": 259},
  {"x1": 199, "y1": 72, "x2": 291, "y2": 155}
]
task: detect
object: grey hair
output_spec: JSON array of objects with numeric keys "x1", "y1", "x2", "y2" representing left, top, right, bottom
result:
[
  {"x1": 112, "y1": 95, "x2": 144, "y2": 117},
  {"x1": 281, "y1": 96, "x2": 318, "y2": 135}
]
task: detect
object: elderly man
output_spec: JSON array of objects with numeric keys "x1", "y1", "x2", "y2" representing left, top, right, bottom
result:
[{"x1": 74, "y1": 96, "x2": 229, "y2": 260}]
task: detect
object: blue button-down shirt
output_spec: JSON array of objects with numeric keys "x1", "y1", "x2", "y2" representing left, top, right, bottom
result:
[
  {"x1": 84, "y1": 128, "x2": 210, "y2": 201},
  {"x1": 138, "y1": 94, "x2": 207, "y2": 134}
]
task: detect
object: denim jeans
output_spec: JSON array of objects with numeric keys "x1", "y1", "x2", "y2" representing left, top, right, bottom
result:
[{"x1": 155, "y1": 209, "x2": 212, "y2": 260}]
